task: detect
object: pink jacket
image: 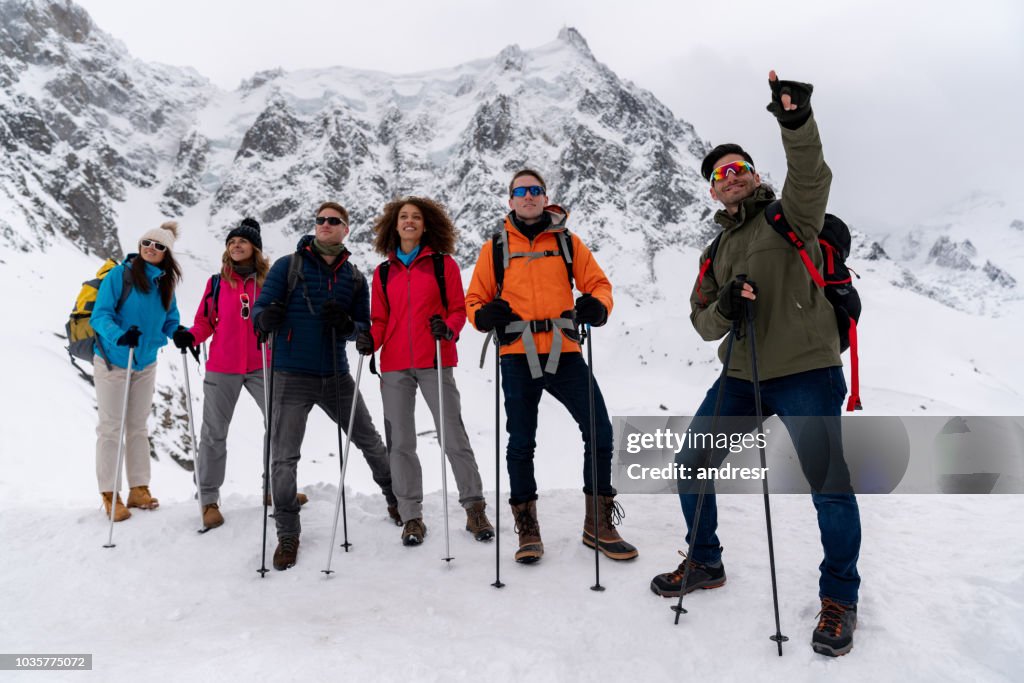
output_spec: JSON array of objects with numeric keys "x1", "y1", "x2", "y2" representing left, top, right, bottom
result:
[
  {"x1": 370, "y1": 248, "x2": 466, "y2": 372},
  {"x1": 189, "y1": 271, "x2": 266, "y2": 374}
]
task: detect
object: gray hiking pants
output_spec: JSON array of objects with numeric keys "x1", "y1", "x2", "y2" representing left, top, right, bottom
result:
[
  {"x1": 197, "y1": 370, "x2": 265, "y2": 505},
  {"x1": 381, "y1": 367, "x2": 485, "y2": 523},
  {"x1": 271, "y1": 371, "x2": 395, "y2": 539},
  {"x1": 94, "y1": 356, "x2": 157, "y2": 493}
]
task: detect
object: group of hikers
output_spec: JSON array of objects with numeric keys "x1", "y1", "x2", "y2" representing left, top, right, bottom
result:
[{"x1": 85, "y1": 72, "x2": 862, "y2": 657}]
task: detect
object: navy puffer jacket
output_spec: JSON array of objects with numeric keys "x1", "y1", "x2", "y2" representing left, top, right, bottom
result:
[{"x1": 253, "y1": 235, "x2": 368, "y2": 376}]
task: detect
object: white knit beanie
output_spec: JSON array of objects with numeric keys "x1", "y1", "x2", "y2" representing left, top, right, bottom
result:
[{"x1": 139, "y1": 221, "x2": 180, "y2": 253}]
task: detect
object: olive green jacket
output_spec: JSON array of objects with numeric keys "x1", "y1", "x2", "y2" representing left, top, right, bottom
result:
[{"x1": 689, "y1": 114, "x2": 842, "y2": 382}]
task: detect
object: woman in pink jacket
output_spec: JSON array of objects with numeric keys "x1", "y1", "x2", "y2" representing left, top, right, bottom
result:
[
  {"x1": 177, "y1": 218, "x2": 304, "y2": 529},
  {"x1": 356, "y1": 197, "x2": 493, "y2": 547}
]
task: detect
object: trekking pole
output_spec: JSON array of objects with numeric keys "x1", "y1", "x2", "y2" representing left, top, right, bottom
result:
[
  {"x1": 257, "y1": 333, "x2": 274, "y2": 577},
  {"x1": 491, "y1": 335, "x2": 505, "y2": 589},
  {"x1": 180, "y1": 346, "x2": 206, "y2": 533},
  {"x1": 323, "y1": 345, "x2": 364, "y2": 575},
  {"x1": 436, "y1": 339, "x2": 454, "y2": 564},
  {"x1": 673, "y1": 322, "x2": 738, "y2": 623},
  {"x1": 581, "y1": 318, "x2": 604, "y2": 592},
  {"x1": 742, "y1": 276, "x2": 789, "y2": 655},
  {"x1": 103, "y1": 338, "x2": 136, "y2": 549}
]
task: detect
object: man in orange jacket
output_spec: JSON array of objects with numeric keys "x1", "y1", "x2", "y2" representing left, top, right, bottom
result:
[{"x1": 466, "y1": 169, "x2": 637, "y2": 565}]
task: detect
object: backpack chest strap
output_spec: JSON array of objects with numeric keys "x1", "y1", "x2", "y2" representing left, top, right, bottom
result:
[{"x1": 502, "y1": 316, "x2": 577, "y2": 379}]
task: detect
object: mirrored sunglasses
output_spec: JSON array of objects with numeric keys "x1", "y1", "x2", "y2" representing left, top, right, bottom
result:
[
  {"x1": 710, "y1": 161, "x2": 755, "y2": 184},
  {"x1": 510, "y1": 185, "x2": 546, "y2": 198}
]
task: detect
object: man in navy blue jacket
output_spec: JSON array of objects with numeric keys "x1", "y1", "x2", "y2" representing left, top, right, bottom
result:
[{"x1": 254, "y1": 201, "x2": 396, "y2": 570}]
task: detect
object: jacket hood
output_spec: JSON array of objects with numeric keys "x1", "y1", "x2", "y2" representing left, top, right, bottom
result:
[{"x1": 505, "y1": 205, "x2": 569, "y2": 236}]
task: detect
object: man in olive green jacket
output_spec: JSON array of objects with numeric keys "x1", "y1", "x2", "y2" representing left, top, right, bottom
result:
[{"x1": 650, "y1": 72, "x2": 861, "y2": 658}]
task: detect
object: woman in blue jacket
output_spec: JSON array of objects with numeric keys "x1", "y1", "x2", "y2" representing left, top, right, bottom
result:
[{"x1": 91, "y1": 221, "x2": 183, "y2": 521}]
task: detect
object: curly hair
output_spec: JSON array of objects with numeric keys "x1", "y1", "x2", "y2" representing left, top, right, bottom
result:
[{"x1": 371, "y1": 196, "x2": 456, "y2": 256}]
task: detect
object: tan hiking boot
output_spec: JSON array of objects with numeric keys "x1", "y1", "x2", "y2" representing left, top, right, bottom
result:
[
  {"x1": 401, "y1": 518, "x2": 427, "y2": 546},
  {"x1": 264, "y1": 492, "x2": 308, "y2": 506},
  {"x1": 582, "y1": 494, "x2": 638, "y2": 561},
  {"x1": 511, "y1": 499, "x2": 543, "y2": 564},
  {"x1": 202, "y1": 503, "x2": 224, "y2": 529},
  {"x1": 101, "y1": 492, "x2": 131, "y2": 522},
  {"x1": 465, "y1": 501, "x2": 495, "y2": 541},
  {"x1": 126, "y1": 485, "x2": 159, "y2": 510}
]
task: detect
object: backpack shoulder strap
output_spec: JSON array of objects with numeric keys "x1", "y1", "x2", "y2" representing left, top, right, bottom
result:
[
  {"x1": 491, "y1": 231, "x2": 506, "y2": 297},
  {"x1": 202, "y1": 273, "x2": 222, "y2": 323},
  {"x1": 764, "y1": 201, "x2": 825, "y2": 287},
  {"x1": 432, "y1": 252, "x2": 449, "y2": 312},
  {"x1": 286, "y1": 252, "x2": 316, "y2": 314},
  {"x1": 114, "y1": 260, "x2": 133, "y2": 312},
  {"x1": 556, "y1": 229, "x2": 574, "y2": 292},
  {"x1": 693, "y1": 232, "x2": 724, "y2": 306},
  {"x1": 378, "y1": 260, "x2": 392, "y2": 312}
]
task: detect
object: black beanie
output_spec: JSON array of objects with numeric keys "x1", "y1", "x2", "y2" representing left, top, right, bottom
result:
[
  {"x1": 226, "y1": 217, "x2": 262, "y2": 251},
  {"x1": 701, "y1": 144, "x2": 755, "y2": 182}
]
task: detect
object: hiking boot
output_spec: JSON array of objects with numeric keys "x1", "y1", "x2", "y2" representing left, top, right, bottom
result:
[
  {"x1": 387, "y1": 504, "x2": 402, "y2": 526},
  {"x1": 465, "y1": 501, "x2": 494, "y2": 542},
  {"x1": 511, "y1": 500, "x2": 543, "y2": 564},
  {"x1": 650, "y1": 550, "x2": 727, "y2": 597},
  {"x1": 273, "y1": 536, "x2": 300, "y2": 570},
  {"x1": 812, "y1": 598, "x2": 858, "y2": 657},
  {"x1": 202, "y1": 503, "x2": 224, "y2": 529},
  {"x1": 402, "y1": 518, "x2": 427, "y2": 546},
  {"x1": 582, "y1": 494, "x2": 638, "y2": 561},
  {"x1": 126, "y1": 485, "x2": 159, "y2": 510},
  {"x1": 265, "y1": 492, "x2": 308, "y2": 506},
  {"x1": 101, "y1": 492, "x2": 131, "y2": 522}
]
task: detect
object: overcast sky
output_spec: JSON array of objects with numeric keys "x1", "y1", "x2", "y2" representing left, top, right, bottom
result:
[{"x1": 75, "y1": 0, "x2": 1023, "y2": 232}]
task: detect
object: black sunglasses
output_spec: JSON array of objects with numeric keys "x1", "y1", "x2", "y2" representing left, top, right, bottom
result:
[
  {"x1": 140, "y1": 239, "x2": 167, "y2": 252},
  {"x1": 315, "y1": 216, "x2": 347, "y2": 226}
]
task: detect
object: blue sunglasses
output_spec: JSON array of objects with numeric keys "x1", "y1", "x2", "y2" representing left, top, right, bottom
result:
[{"x1": 511, "y1": 185, "x2": 546, "y2": 198}]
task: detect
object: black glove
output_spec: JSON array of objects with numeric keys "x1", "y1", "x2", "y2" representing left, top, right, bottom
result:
[
  {"x1": 766, "y1": 74, "x2": 813, "y2": 130},
  {"x1": 116, "y1": 326, "x2": 142, "y2": 348},
  {"x1": 474, "y1": 299, "x2": 520, "y2": 332},
  {"x1": 172, "y1": 326, "x2": 195, "y2": 350},
  {"x1": 355, "y1": 331, "x2": 375, "y2": 356},
  {"x1": 322, "y1": 298, "x2": 355, "y2": 337},
  {"x1": 429, "y1": 315, "x2": 454, "y2": 341},
  {"x1": 256, "y1": 301, "x2": 286, "y2": 333},
  {"x1": 716, "y1": 276, "x2": 758, "y2": 321},
  {"x1": 574, "y1": 294, "x2": 608, "y2": 327}
]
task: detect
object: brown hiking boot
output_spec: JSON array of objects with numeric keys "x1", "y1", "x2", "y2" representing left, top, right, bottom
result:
[
  {"x1": 273, "y1": 536, "x2": 300, "y2": 570},
  {"x1": 465, "y1": 501, "x2": 495, "y2": 541},
  {"x1": 101, "y1": 492, "x2": 131, "y2": 522},
  {"x1": 126, "y1": 485, "x2": 159, "y2": 510},
  {"x1": 264, "y1": 492, "x2": 308, "y2": 506},
  {"x1": 387, "y1": 504, "x2": 402, "y2": 526},
  {"x1": 582, "y1": 494, "x2": 638, "y2": 561},
  {"x1": 511, "y1": 500, "x2": 543, "y2": 563},
  {"x1": 202, "y1": 503, "x2": 224, "y2": 529},
  {"x1": 402, "y1": 518, "x2": 427, "y2": 546}
]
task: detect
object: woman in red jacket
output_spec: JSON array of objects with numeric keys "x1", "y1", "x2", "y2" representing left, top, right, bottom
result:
[
  {"x1": 175, "y1": 218, "x2": 305, "y2": 529},
  {"x1": 356, "y1": 197, "x2": 493, "y2": 546}
]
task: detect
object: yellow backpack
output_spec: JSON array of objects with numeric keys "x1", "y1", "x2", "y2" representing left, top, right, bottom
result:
[{"x1": 66, "y1": 258, "x2": 133, "y2": 367}]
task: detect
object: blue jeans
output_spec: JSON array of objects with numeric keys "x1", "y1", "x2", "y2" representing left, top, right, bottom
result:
[
  {"x1": 501, "y1": 353, "x2": 615, "y2": 504},
  {"x1": 676, "y1": 366, "x2": 861, "y2": 604}
]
